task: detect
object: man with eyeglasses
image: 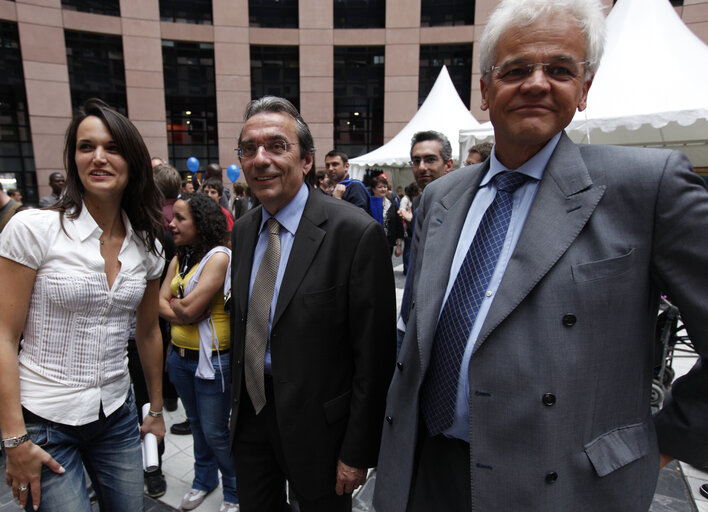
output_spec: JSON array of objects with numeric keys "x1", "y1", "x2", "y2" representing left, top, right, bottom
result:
[
  {"x1": 375, "y1": 1, "x2": 708, "y2": 511},
  {"x1": 324, "y1": 150, "x2": 371, "y2": 214},
  {"x1": 408, "y1": 131, "x2": 454, "y2": 199},
  {"x1": 397, "y1": 130, "x2": 454, "y2": 348},
  {"x1": 229, "y1": 96, "x2": 396, "y2": 512}
]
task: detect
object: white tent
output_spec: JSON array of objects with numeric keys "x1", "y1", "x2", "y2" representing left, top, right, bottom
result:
[
  {"x1": 459, "y1": 0, "x2": 708, "y2": 166},
  {"x1": 350, "y1": 66, "x2": 481, "y2": 185}
]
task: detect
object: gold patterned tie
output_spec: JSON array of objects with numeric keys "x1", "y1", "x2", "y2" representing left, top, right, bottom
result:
[{"x1": 244, "y1": 218, "x2": 281, "y2": 414}]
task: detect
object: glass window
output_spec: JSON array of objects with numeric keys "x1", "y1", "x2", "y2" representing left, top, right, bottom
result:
[
  {"x1": 61, "y1": 0, "x2": 120, "y2": 16},
  {"x1": 65, "y1": 30, "x2": 127, "y2": 115},
  {"x1": 249, "y1": 0, "x2": 298, "y2": 28},
  {"x1": 334, "y1": 0, "x2": 385, "y2": 29},
  {"x1": 419, "y1": 44, "x2": 473, "y2": 109},
  {"x1": 159, "y1": 0, "x2": 213, "y2": 24},
  {"x1": 334, "y1": 46, "x2": 384, "y2": 158},
  {"x1": 162, "y1": 41, "x2": 218, "y2": 174},
  {"x1": 0, "y1": 21, "x2": 37, "y2": 204},
  {"x1": 250, "y1": 45, "x2": 300, "y2": 110},
  {"x1": 420, "y1": 0, "x2": 474, "y2": 27}
]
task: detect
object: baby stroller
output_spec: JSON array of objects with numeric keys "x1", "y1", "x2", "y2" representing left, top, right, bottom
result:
[{"x1": 651, "y1": 296, "x2": 695, "y2": 413}]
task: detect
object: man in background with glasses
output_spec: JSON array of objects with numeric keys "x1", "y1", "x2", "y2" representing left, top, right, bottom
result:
[
  {"x1": 375, "y1": 0, "x2": 708, "y2": 511},
  {"x1": 229, "y1": 96, "x2": 396, "y2": 512},
  {"x1": 397, "y1": 130, "x2": 454, "y2": 349},
  {"x1": 408, "y1": 131, "x2": 454, "y2": 200}
]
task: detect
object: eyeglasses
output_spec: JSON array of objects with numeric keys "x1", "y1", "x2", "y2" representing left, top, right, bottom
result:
[
  {"x1": 409, "y1": 155, "x2": 440, "y2": 167},
  {"x1": 486, "y1": 59, "x2": 590, "y2": 84},
  {"x1": 237, "y1": 140, "x2": 299, "y2": 159}
]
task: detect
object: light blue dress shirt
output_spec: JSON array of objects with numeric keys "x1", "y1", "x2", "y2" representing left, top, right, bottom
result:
[
  {"x1": 443, "y1": 133, "x2": 562, "y2": 441},
  {"x1": 248, "y1": 183, "x2": 309, "y2": 374}
]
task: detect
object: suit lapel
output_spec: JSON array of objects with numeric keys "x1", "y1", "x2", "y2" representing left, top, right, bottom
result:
[
  {"x1": 415, "y1": 167, "x2": 485, "y2": 370},
  {"x1": 272, "y1": 190, "x2": 326, "y2": 327},
  {"x1": 236, "y1": 208, "x2": 262, "y2": 319},
  {"x1": 474, "y1": 133, "x2": 606, "y2": 352}
]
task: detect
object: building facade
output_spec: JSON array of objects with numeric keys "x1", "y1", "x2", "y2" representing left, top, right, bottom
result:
[{"x1": 0, "y1": 0, "x2": 706, "y2": 202}]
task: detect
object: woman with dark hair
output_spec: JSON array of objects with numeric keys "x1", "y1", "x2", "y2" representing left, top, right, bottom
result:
[
  {"x1": 371, "y1": 174, "x2": 404, "y2": 257},
  {"x1": 158, "y1": 193, "x2": 238, "y2": 512},
  {"x1": 0, "y1": 98, "x2": 166, "y2": 511}
]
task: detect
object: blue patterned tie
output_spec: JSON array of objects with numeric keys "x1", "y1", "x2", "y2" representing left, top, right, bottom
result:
[{"x1": 420, "y1": 171, "x2": 528, "y2": 436}]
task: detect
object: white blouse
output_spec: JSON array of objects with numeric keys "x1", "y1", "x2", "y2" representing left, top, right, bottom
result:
[{"x1": 0, "y1": 206, "x2": 164, "y2": 426}]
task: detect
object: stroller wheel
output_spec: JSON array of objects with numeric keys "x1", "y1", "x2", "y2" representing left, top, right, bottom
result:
[
  {"x1": 662, "y1": 367, "x2": 675, "y2": 387},
  {"x1": 651, "y1": 380, "x2": 665, "y2": 409}
]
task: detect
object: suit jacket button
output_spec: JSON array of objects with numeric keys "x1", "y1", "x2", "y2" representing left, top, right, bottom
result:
[
  {"x1": 397, "y1": 362, "x2": 403, "y2": 370},
  {"x1": 545, "y1": 472, "x2": 558, "y2": 484},
  {"x1": 386, "y1": 416, "x2": 393, "y2": 424},
  {"x1": 542, "y1": 393, "x2": 556, "y2": 406},
  {"x1": 562, "y1": 314, "x2": 577, "y2": 327}
]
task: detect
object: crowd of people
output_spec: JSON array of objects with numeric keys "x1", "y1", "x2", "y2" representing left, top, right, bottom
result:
[{"x1": 2, "y1": 1, "x2": 708, "y2": 512}]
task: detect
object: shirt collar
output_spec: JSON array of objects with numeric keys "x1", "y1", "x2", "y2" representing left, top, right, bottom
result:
[
  {"x1": 259, "y1": 183, "x2": 309, "y2": 236},
  {"x1": 484, "y1": 132, "x2": 562, "y2": 187},
  {"x1": 74, "y1": 202, "x2": 134, "y2": 244}
]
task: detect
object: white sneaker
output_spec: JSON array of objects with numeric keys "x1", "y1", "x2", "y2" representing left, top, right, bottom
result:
[
  {"x1": 220, "y1": 501, "x2": 240, "y2": 512},
  {"x1": 181, "y1": 488, "x2": 208, "y2": 510}
]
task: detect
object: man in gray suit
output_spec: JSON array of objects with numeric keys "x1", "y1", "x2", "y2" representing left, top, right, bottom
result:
[{"x1": 374, "y1": 0, "x2": 708, "y2": 511}]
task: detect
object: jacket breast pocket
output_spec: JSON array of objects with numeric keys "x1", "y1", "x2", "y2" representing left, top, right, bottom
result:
[
  {"x1": 571, "y1": 248, "x2": 635, "y2": 283},
  {"x1": 584, "y1": 422, "x2": 648, "y2": 477},
  {"x1": 303, "y1": 287, "x2": 336, "y2": 306}
]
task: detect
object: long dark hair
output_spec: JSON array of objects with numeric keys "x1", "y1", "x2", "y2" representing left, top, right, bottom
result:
[
  {"x1": 175, "y1": 193, "x2": 228, "y2": 271},
  {"x1": 54, "y1": 98, "x2": 163, "y2": 254}
]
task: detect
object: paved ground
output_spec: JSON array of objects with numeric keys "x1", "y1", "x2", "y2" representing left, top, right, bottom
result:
[{"x1": 1, "y1": 258, "x2": 706, "y2": 511}]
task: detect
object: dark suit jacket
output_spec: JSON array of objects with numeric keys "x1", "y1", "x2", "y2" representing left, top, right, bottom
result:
[
  {"x1": 374, "y1": 134, "x2": 708, "y2": 511},
  {"x1": 230, "y1": 186, "x2": 397, "y2": 500}
]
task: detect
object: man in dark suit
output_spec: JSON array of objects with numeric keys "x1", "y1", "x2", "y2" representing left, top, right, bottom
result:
[
  {"x1": 374, "y1": 1, "x2": 708, "y2": 511},
  {"x1": 229, "y1": 96, "x2": 396, "y2": 512}
]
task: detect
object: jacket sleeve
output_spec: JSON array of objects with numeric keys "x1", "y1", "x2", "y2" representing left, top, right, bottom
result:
[
  {"x1": 652, "y1": 150, "x2": 708, "y2": 466},
  {"x1": 338, "y1": 220, "x2": 397, "y2": 468}
]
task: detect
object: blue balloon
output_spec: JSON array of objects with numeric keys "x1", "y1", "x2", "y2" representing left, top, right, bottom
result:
[
  {"x1": 187, "y1": 156, "x2": 200, "y2": 173},
  {"x1": 227, "y1": 164, "x2": 240, "y2": 183}
]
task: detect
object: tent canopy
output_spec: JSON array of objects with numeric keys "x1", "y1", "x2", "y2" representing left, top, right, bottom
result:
[
  {"x1": 459, "y1": 0, "x2": 708, "y2": 166},
  {"x1": 350, "y1": 66, "x2": 480, "y2": 180}
]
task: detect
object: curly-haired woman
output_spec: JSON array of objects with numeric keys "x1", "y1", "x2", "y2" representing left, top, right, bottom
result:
[{"x1": 159, "y1": 193, "x2": 238, "y2": 512}]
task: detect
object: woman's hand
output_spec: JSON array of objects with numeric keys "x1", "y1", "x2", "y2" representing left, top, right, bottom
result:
[
  {"x1": 140, "y1": 414, "x2": 166, "y2": 444},
  {"x1": 5, "y1": 441, "x2": 65, "y2": 510},
  {"x1": 167, "y1": 252, "x2": 229, "y2": 325},
  {"x1": 398, "y1": 206, "x2": 412, "y2": 223}
]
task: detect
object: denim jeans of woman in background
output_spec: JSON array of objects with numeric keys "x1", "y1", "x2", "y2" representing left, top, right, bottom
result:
[
  {"x1": 22, "y1": 389, "x2": 144, "y2": 512},
  {"x1": 167, "y1": 349, "x2": 238, "y2": 504}
]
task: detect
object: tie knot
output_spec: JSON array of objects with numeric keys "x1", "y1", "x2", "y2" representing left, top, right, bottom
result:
[
  {"x1": 266, "y1": 218, "x2": 280, "y2": 236},
  {"x1": 493, "y1": 171, "x2": 528, "y2": 193}
]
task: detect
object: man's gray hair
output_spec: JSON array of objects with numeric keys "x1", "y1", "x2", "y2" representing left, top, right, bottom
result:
[
  {"x1": 410, "y1": 131, "x2": 453, "y2": 162},
  {"x1": 240, "y1": 96, "x2": 315, "y2": 159},
  {"x1": 479, "y1": 0, "x2": 606, "y2": 83}
]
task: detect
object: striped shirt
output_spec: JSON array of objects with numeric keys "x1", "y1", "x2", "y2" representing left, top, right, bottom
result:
[{"x1": 0, "y1": 206, "x2": 164, "y2": 425}]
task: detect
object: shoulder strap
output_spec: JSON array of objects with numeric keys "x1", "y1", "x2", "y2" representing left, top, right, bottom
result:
[{"x1": 0, "y1": 200, "x2": 20, "y2": 233}]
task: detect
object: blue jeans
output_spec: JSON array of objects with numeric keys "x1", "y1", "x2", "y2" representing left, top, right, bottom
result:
[
  {"x1": 167, "y1": 349, "x2": 238, "y2": 503},
  {"x1": 21, "y1": 389, "x2": 144, "y2": 512}
]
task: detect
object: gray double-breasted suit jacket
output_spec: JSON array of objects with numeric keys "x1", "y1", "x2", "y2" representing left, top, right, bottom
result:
[{"x1": 374, "y1": 134, "x2": 708, "y2": 511}]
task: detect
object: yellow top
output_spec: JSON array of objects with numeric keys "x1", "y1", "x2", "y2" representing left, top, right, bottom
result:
[{"x1": 170, "y1": 262, "x2": 230, "y2": 350}]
